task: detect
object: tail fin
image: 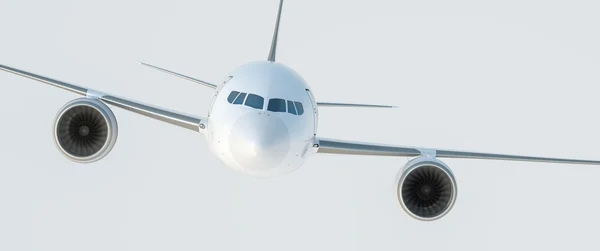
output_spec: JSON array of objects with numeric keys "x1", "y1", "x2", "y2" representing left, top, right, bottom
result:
[{"x1": 267, "y1": 0, "x2": 284, "y2": 62}]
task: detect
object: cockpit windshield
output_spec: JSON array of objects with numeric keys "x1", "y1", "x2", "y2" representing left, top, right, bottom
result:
[
  {"x1": 226, "y1": 91, "x2": 303, "y2": 115},
  {"x1": 294, "y1": 102, "x2": 304, "y2": 115},
  {"x1": 267, "y1": 98, "x2": 286, "y2": 112},
  {"x1": 227, "y1": 91, "x2": 264, "y2": 110},
  {"x1": 227, "y1": 91, "x2": 240, "y2": 103},
  {"x1": 268, "y1": 98, "x2": 304, "y2": 115},
  {"x1": 245, "y1": 94, "x2": 264, "y2": 110},
  {"x1": 287, "y1": 100, "x2": 297, "y2": 115},
  {"x1": 233, "y1": 93, "x2": 246, "y2": 105}
]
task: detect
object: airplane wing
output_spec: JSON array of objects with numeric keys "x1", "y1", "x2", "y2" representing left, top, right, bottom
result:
[
  {"x1": 317, "y1": 102, "x2": 396, "y2": 108},
  {"x1": 315, "y1": 138, "x2": 600, "y2": 165},
  {"x1": 0, "y1": 63, "x2": 206, "y2": 132},
  {"x1": 138, "y1": 62, "x2": 217, "y2": 89}
]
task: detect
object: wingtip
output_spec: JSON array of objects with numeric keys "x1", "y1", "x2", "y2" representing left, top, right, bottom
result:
[{"x1": 137, "y1": 61, "x2": 154, "y2": 69}]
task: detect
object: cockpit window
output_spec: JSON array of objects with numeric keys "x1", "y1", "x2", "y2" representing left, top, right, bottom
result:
[
  {"x1": 268, "y1": 98, "x2": 287, "y2": 112},
  {"x1": 229, "y1": 91, "x2": 304, "y2": 115},
  {"x1": 266, "y1": 98, "x2": 304, "y2": 116},
  {"x1": 233, "y1": 93, "x2": 246, "y2": 105},
  {"x1": 294, "y1": 102, "x2": 304, "y2": 115},
  {"x1": 287, "y1": 100, "x2": 297, "y2": 115},
  {"x1": 227, "y1": 91, "x2": 265, "y2": 110},
  {"x1": 245, "y1": 94, "x2": 264, "y2": 110},
  {"x1": 227, "y1": 91, "x2": 240, "y2": 103}
]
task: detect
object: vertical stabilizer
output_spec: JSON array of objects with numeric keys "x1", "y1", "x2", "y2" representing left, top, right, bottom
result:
[{"x1": 267, "y1": 0, "x2": 284, "y2": 62}]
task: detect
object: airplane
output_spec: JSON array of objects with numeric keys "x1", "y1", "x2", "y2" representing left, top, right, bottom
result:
[{"x1": 1, "y1": 0, "x2": 599, "y2": 222}]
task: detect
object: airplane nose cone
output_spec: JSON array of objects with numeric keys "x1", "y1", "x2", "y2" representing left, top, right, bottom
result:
[{"x1": 229, "y1": 113, "x2": 291, "y2": 173}]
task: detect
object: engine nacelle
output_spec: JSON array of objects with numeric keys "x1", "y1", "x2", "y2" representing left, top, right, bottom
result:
[
  {"x1": 53, "y1": 98, "x2": 118, "y2": 163},
  {"x1": 397, "y1": 157, "x2": 457, "y2": 221}
]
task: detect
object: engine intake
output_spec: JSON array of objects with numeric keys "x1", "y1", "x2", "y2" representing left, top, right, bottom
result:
[
  {"x1": 54, "y1": 98, "x2": 118, "y2": 163},
  {"x1": 397, "y1": 157, "x2": 457, "y2": 221}
]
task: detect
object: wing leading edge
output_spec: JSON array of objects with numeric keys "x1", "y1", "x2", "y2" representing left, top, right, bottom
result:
[
  {"x1": 138, "y1": 62, "x2": 216, "y2": 89},
  {"x1": 317, "y1": 102, "x2": 397, "y2": 108},
  {"x1": 316, "y1": 138, "x2": 600, "y2": 165},
  {"x1": 0, "y1": 63, "x2": 206, "y2": 132}
]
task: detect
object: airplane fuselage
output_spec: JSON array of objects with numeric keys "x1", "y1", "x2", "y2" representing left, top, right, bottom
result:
[{"x1": 207, "y1": 61, "x2": 317, "y2": 177}]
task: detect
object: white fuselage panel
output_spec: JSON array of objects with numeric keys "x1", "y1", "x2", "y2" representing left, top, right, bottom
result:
[{"x1": 207, "y1": 61, "x2": 316, "y2": 177}]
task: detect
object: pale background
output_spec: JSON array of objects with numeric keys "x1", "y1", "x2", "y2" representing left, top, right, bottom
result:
[{"x1": 1, "y1": 0, "x2": 599, "y2": 250}]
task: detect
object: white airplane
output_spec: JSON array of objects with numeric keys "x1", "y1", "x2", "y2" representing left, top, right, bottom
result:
[{"x1": 1, "y1": 0, "x2": 599, "y2": 221}]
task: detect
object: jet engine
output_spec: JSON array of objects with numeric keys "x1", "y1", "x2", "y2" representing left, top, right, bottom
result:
[
  {"x1": 397, "y1": 157, "x2": 457, "y2": 221},
  {"x1": 53, "y1": 98, "x2": 118, "y2": 163}
]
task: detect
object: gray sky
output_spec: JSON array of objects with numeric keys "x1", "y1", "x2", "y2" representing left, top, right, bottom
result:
[{"x1": 1, "y1": 0, "x2": 600, "y2": 250}]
